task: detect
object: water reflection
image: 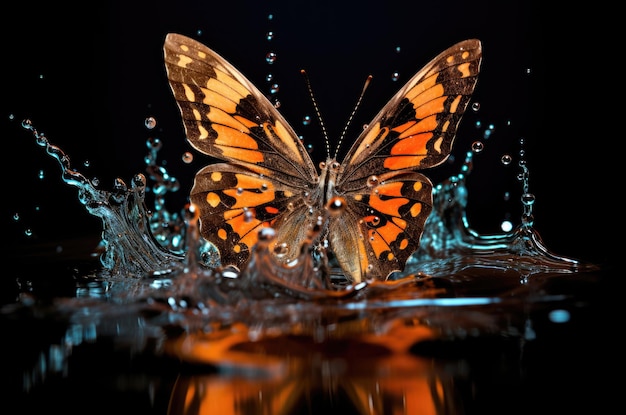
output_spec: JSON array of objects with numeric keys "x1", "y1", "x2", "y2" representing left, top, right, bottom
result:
[
  {"x1": 2, "y1": 252, "x2": 605, "y2": 414},
  {"x1": 168, "y1": 334, "x2": 452, "y2": 415}
]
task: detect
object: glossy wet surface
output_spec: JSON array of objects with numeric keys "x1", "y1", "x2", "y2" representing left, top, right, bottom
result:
[{"x1": 1, "y1": 239, "x2": 614, "y2": 415}]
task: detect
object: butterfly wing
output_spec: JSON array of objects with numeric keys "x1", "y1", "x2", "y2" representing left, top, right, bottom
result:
[
  {"x1": 164, "y1": 33, "x2": 320, "y2": 269},
  {"x1": 190, "y1": 162, "x2": 321, "y2": 270},
  {"x1": 333, "y1": 39, "x2": 482, "y2": 281}
]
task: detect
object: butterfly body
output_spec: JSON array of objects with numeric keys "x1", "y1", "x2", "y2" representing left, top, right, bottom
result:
[{"x1": 164, "y1": 33, "x2": 482, "y2": 283}]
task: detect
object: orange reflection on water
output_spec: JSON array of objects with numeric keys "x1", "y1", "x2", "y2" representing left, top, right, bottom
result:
[{"x1": 166, "y1": 319, "x2": 458, "y2": 415}]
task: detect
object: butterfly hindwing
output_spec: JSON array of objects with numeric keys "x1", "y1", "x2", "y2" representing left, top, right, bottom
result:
[
  {"x1": 329, "y1": 171, "x2": 434, "y2": 280},
  {"x1": 190, "y1": 163, "x2": 317, "y2": 270}
]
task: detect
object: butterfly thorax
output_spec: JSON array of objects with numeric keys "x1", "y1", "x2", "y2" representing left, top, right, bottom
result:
[{"x1": 317, "y1": 157, "x2": 342, "y2": 208}]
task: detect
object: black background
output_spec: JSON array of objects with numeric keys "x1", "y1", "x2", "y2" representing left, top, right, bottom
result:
[
  {"x1": 0, "y1": 2, "x2": 618, "y2": 414},
  {"x1": 0, "y1": 1, "x2": 615, "y2": 269}
]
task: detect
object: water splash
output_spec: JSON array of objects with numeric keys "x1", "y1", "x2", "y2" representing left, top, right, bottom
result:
[
  {"x1": 410, "y1": 150, "x2": 588, "y2": 276},
  {"x1": 21, "y1": 120, "x2": 184, "y2": 277},
  {"x1": 19, "y1": 118, "x2": 595, "y2": 295},
  {"x1": 8, "y1": 117, "x2": 602, "y2": 395}
]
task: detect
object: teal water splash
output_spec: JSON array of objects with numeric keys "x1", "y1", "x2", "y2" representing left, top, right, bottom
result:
[
  {"x1": 21, "y1": 119, "x2": 183, "y2": 277},
  {"x1": 19, "y1": 117, "x2": 596, "y2": 303}
]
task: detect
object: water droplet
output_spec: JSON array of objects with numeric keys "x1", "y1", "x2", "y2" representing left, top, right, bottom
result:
[
  {"x1": 526, "y1": 68, "x2": 532, "y2": 75},
  {"x1": 501, "y1": 154, "x2": 512, "y2": 165},
  {"x1": 369, "y1": 216, "x2": 381, "y2": 226},
  {"x1": 147, "y1": 137, "x2": 162, "y2": 150},
  {"x1": 521, "y1": 193, "x2": 535, "y2": 206},
  {"x1": 236, "y1": 187, "x2": 244, "y2": 195},
  {"x1": 500, "y1": 220, "x2": 513, "y2": 232},
  {"x1": 243, "y1": 209, "x2": 254, "y2": 222},
  {"x1": 9, "y1": 114, "x2": 14, "y2": 120},
  {"x1": 25, "y1": 228, "x2": 33, "y2": 237},
  {"x1": 521, "y1": 213, "x2": 534, "y2": 227},
  {"x1": 471, "y1": 141, "x2": 484, "y2": 153},
  {"x1": 326, "y1": 196, "x2": 345, "y2": 215},
  {"x1": 503, "y1": 191, "x2": 510, "y2": 201},
  {"x1": 267, "y1": 13, "x2": 274, "y2": 21},
  {"x1": 270, "y1": 83, "x2": 279, "y2": 94},
  {"x1": 265, "y1": 52, "x2": 277, "y2": 64},
  {"x1": 274, "y1": 243, "x2": 288, "y2": 256},
  {"x1": 145, "y1": 117, "x2": 157, "y2": 130},
  {"x1": 196, "y1": 29, "x2": 203, "y2": 36},
  {"x1": 367, "y1": 175, "x2": 379, "y2": 188},
  {"x1": 13, "y1": 212, "x2": 20, "y2": 221},
  {"x1": 35, "y1": 134, "x2": 47, "y2": 147},
  {"x1": 272, "y1": 98, "x2": 281, "y2": 108},
  {"x1": 38, "y1": 169, "x2": 45, "y2": 180},
  {"x1": 471, "y1": 102, "x2": 480, "y2": 112},
  {"x1": 306, "y1": 143, "x2": 314, "y2": 154},
  {"x1": 182, "y1": 152, "x2": 193, "y2": 163},
  {"x1": 391, "y1": 71, "x2": 399, "y2": 81},
  {"x1": 258, "y1": 227, "x2": 276, "y2": 241},
  {"x1": 548, "y1": 309, "x2": 570, "y2": 323},
  {"x1": 266, "y1": 31, "x2": 274, "y2": 41},
  {"x1": 266, "y1": 73, "x2": 273, "y2": 82},
  {"x1": 395, "y1": 46, "x2": 401, "y2": 53},
  {"x1": 475, "y1": 120, "x2": 482, "y2": 129},
  {"x1": 302, "y1": 115, "x2": 311, "y2": 125}
]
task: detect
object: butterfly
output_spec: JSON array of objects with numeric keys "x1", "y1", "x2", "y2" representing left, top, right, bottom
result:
[{"x1": 163, "y1": 33, "x2": 482, "y2": 283}]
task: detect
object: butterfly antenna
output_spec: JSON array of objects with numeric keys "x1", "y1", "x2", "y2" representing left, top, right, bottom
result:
[
  {"x1": 334, "y1": 75, "x2": 373, "y2": 159},
  {"x1": 301, "y1": 69, "x2": 331, "y2": 158}
]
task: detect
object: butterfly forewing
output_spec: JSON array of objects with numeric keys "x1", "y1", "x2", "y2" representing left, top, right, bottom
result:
[
  {"x1": 340, "y1": 39, "x2": 482, "y2": 189},
  {"x1": 164, "y1": 33, "x2": 317, "y2": 185}
]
